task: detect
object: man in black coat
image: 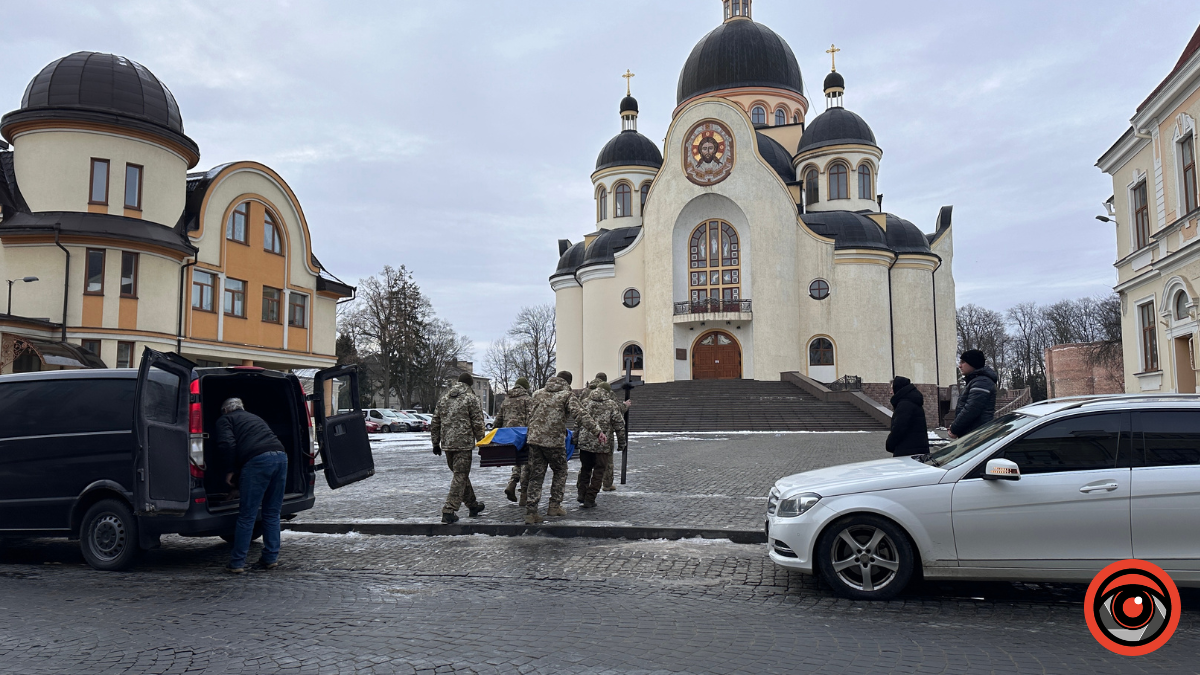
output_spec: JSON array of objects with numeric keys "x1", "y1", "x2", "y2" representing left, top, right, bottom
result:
[
  {"x1": 886, "y1": 376, "x2": 930, "y2": 456},
  {"x1": 215, "y1": 398, "x2": 288, "y2": 573},
  {"x1": 949, "y1": 349, "x2": 998, "y2": 439}
]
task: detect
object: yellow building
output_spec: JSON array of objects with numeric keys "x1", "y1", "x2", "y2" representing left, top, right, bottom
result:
[
  {"x1": 1097, "y1": 24, "x2": 1200, "y2": 394},
  {"x1": 0, "y1": 52, "x2": 352, "y2": 374}
]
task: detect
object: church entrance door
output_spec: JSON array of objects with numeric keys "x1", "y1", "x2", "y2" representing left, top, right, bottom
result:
[{"x1": 692, "y1": 331, "x2": 741, "y2": 380}]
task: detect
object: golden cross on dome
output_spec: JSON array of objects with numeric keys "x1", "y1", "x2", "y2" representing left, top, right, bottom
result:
[
  {"x1": 623, "y1": 69, "x2": 635, "y2": 96},
  {"x1": 826, "y1": 44, "x2": 841, "y2": 72}
]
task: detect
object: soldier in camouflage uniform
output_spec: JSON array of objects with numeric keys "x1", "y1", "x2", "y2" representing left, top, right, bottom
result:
[
  {"x1": 493, "y1": 376, "x2": 533, "y2": 504},
  {"x1": 524, "y1": 371, "x2": 605, "y2": 524},
  {"x1": 430, "y1": 372, "x2": 487, "y2": 524},
  {"x1": 588, "y1": 372, "x2": 629, "y2": 491},
  {"x1": 575, "y1": 382, "x2": 627, "y2": 508}
]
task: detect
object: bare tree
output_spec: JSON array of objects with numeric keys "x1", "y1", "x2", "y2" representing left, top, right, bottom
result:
[
  {"x1": 1007, "y1": 302, "x2": 1052, "y2": 400},
  {"x1": 345, "y1": 265, "x2": 429, "y2": 407},
  {"x1": 483, "y1": 336, "x2": 521, "y2": 392},
  {"x1": 415, "y1": 318, "x2": 475, "y2": 409},
  {"x1": 508, "y1": 304, "x2": 556, "y2": 388}
]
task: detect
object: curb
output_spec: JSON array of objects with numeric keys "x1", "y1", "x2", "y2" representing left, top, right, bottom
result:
[{"x1": 283, "y1": 522, "x2": 767, "y2": 545}]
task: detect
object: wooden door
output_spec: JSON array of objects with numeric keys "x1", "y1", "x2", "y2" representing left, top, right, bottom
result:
[{"x1": 692, "y1": 331, "x2": 741, "y2": 380}]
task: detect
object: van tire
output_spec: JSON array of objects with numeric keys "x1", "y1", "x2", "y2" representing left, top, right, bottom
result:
[{"x1": 80, "y1": 499, "x2": 140, "y2": 571}]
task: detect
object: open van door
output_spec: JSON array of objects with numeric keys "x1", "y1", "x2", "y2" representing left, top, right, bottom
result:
[
  {"x1": 133, "y1": 348, "x2": 195, "y2": 516},
  {"x1": 312, "y1": 364, "x2": 375, "y2": 489}
]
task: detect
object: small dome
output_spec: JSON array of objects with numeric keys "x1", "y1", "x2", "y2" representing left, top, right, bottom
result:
[
  {"x1": 798, "y1": 107, "x2": 876, "y2": 154},
  {"x1": 677, "y1": 19, "x2": 804, "y2": 105},
  {"x1": 755, "y1": 132, "x2": 794, "y2": 183},
  {"x1": 801, "y1": 210, "x2": 888, "y2": 251},
  {"x1": 581, "y1": 227, "x2": 640, "y2": 268},
  {"x1": 884, "y1": 214, "x2": 933, "y2": 254},
  {"x1": 553, "y1": 240, "x2": 587, "y2": 278},
  {"x1": 595, "y1": 130, "x2": 663, "y2": 172},
  {"x1": 620, "y1": 95, "x2": 639, "y2": 114},
  {"x1": 823, "y1": 71, "x2": 845, "y2": 92}
]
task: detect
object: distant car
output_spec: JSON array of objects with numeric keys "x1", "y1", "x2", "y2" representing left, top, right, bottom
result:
[
  {"x1": 361, "y1": 412, "x2": 382, "y2": 434},
  {"x1": 363, "y1": 408, "x2": 418, "y2": 432},
  {"x1": 484, "y1": 414, "x2": 495, "y2": 431},
  {"x1": 392, "y1": 410, "x2": 429, "y2": 432}
]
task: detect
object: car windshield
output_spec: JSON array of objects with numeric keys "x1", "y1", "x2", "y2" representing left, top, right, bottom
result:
[
  {"x1": 920, "y1": 413, "x2": 1038, "y2": 470},
  {"x1": 379, "y1": 410, "x2": 404, "y2": 419}
]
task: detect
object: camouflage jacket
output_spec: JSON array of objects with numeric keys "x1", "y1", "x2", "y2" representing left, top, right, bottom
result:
[
  {"x1": 430, "y1": 382, "x2": 485, "y2": 452},
  {"x1": 576, "y1": 388, "x2": 626, "y2": 454},
  {"x1": 587, "y1": 378, "x2": 624, "y2": 405},
  {"x1": 527, "y1": 376, "x2": 601, "y2": 448},
  {"x1": 493, "y1": 386, "x2": 532, "y2": 428}
]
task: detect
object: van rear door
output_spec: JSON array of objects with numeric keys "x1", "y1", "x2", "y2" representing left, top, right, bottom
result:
[
  {"x1": 133, "y1": 348, "x2": 194, "y2": 516},
  {"x1": 312, "y1": 364, "x2": 375, "y2": 489}
]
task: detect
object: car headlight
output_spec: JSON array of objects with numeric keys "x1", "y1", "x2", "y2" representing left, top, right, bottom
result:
[{"x1": 776, "y1": 493, "x2": 821, "y2": 518}]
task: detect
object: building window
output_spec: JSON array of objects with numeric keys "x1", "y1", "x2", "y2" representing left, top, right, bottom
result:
[
  {"x1": 288, "y1": 292, "x2": 308, "y2": 328},
  {"x1": 116, "y1": 341, "x2": 135, "y2": 369},
  {"x1": 85, "y1": 248, "x2": 105, "y2": 295},
  {"x1": 1176, "y1": 290, "x2": 1190, "y2": 321},
  {"x1": 640, "y1": 183, "x2": 650, "y2": 212},
  {"x1": 809, "y1": 279, "x2": 830, "y2": 300},
  {"x1": 622, "y1": 344, "x2": 644, "y2": 370},
  {"x1": 120, "y1": 251, "x2": 138, "y2": 297},
  {"x1": 809, "y1": 338, "x2": 834, "y2": 366},
  {"x1": 688, "y1": 220, "x2": 740, "y2": 309},
  {"x1": 224, "y1": 278, "x2": 246, "y2": 317},
  {"x1": 751, "y1": 106, "x2": 766, "y2": 125},
  {"x1": 124, "y1": 164, "x2": 142, "y2": 210},
  {"x1": 597, "y1": 187, "x2": 608, "y2": 221},
  {"x1": 197, "y1": 359, "x2": 223, "y2": 368},
  {"x1": 1139, "y1": 301, "x2": 1159, "y2": 372},
  {"x1": 623, "y1": 289, "x2": 641, "y2": 308},
  {"x1": 858, "y1": 164, "x2": 873, "y2": 200},
  {"x1": 804, "y1": 168, "x2": 819, "y2": 205},
  {"x1": 775, "y1": 109, "x2": 786, "y2": 126},
  {"x1": 81, "y1": 339, "x2": 102, "y2": 357},
  {"x1": 828, "y1": 163, "x2": 848, "y2": 200},
  {"x1": 89, "y1": 159, "x2": 109, "y2": 205},
  {"x1": 615, "y1": 183, "x2": 632, "y2": 218},
  {"x1": 263, "y1": 211, "x2": 283, "y2": 254},
  {"x1": 1133, "y1": 181, "x2": 1150, "y2": 250},
  {"x1": 793, "y1": 111, "x2": 801, "y2": 124},
  {"x1": 262, "y1": 286, "x2": 281, "y2": 323},
  {"x1": 226, "y1": 202, "x2": 249, "y2": 243},
  {"x1": 192, "y1": 270, "x2": 215, "y2": 311},
  {"x1": 1183, "y1": 134, "x2": 1197, "y2": 215}
]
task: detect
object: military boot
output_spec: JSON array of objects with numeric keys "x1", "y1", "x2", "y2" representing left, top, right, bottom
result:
[
  {"x1": 469, "y1": 502, "x2": 486, "y2": 517},
  {"x1": 441, "y1": 511, "x2": 459, "y2": 524},
  {"x1": 546, "y1": 504, "x2": 567, "y2": 517},
  {"x1": 524, "y1": 512, "x2": 544, "y2": 525},
  {"x1": 504, "y1": 481, "x2": 518, "y2": 502},
  {"x1": 581, "y1": 498, "x2": 597, "y2": 509},
  {"x1": 518, "y1": 488, "x2": 527, "y2": 507}
]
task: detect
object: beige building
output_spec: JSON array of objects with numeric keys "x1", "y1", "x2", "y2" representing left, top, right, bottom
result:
[
  {"x1": 1097, "y1": 24, "x2": 1200, "y2": 394},
  {"x1": 0, "y1": 52, "x2": 352, "y2": 374},
  {"x1": 552, "y1": 0, "x2": 957, "y2": 396}
]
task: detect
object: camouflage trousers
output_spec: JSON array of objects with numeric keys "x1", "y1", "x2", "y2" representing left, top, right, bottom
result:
[
  {"x1": 509, "y1": 462, "x2": 528, "y2": 487},
  {"x1": 576, "y1": 451, "x2": 611, "y2": 501},
  {"x1": 442, "y1": 450, "x2": 479, "y2": 513},
  {"x1": 604, "y1": 455, "x2": 615, "y2": 488},
  {"x1": 525, "y1": 444, "x2": 567, "y2": 515}
]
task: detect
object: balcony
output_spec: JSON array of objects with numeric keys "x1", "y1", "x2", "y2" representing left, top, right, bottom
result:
[{"x1": 672, "y1": 298, "x2": 753, "y2": 324}]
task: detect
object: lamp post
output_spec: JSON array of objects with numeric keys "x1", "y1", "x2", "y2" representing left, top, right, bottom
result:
[{"x1": 6, "y1": 276, "x2": 38, "y2": 315}]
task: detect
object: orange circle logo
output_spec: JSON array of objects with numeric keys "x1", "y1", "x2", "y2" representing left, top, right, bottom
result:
[{"x1": 1085, "y1": 559, "x2": 1180, "y2": 656}]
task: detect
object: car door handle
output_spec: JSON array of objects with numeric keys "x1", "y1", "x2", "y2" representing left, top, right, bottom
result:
[{"x1": 1079, "y1": 481, "x2": 1119, "y2": 493}]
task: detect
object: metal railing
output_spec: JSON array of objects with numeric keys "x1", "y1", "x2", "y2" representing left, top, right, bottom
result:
[
  {"x1": 673, "y1": 299, "x2": 752, "y2": 316},
  {"x1": 828, "y1": 375, "x2": 862, "y2": 392}
]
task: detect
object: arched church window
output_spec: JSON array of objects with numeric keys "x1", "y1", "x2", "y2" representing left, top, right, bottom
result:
[
  {"x1": 828, "y1": 163, "x2": 848, "y2": 200},
  {"x1": 775, "y1": 109, "x2": 786, "y2": 126},
  {"x1": 858, "y1": 164, "x2": 873, "y2": 200},
  {"x1": 809, "y1": 279, "x2": 830, "y2": 300},
  {"x1": 263, "y1": 210, "x2": 283, "y2": 255},
  {"x1": 640, "y1": 182, "x2": 650, "y2": 212},
  {"x1": 226, "y1": 202, "x2": 249, "y2": 243},
  {"x1": 809, "y1": 338, "x2": 834, "y2": 366},
  {"x1": 622, "y1": 344, "x2": 644, "y2": 370},
  {"x1": 793, "y1": 111, "x2": 801, "y2": 124},
  {"x1": 688, "y1": 220, "x2": 740, "y2": 311},
  {"x1": 597, "y1": 187, "x2": 608, "y2": 221},
  {"x1": 804, "y1": 168, "x2": 819, "y2": 206},
  {"x1": 623, "y1": 288, "x2": 641, "y2": 308},
  {"x1": 751, "y1": 106, "x2": 766, "y2": 125},
  {"x1": 615, "y1": 183, "x2": 632, "y2": 218},
  {"x1": 1176, "y1": 290, "x2": 1191, "y2": 321}
]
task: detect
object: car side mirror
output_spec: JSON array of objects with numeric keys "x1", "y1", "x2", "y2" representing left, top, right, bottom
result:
[{"x1": 983, "y1": 458, "x2": 1021, "y2": 481}]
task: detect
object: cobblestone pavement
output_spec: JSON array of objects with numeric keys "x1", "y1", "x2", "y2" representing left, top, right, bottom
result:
[
  {"x1": 301, "y1": 432, "x2": 888, "y2": 530},
  {"x1": 3, "y1": 532, "x2": 1198, "y2": 674}
]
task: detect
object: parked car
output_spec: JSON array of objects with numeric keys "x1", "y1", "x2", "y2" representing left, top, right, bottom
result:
[
  {"x1": 362, "y1": 413, "x2": 382, "y2": 434},
  {"x1": 484, "y1": 414, "x2": 495, "y2": 431},
  {"x1": 364, "y1": 408, "x2": 420, "y2": 432},
  {"x1": 0, "y1": 349, "x2": 375, "y2": 571},
  {"x1": 398, "y1": 411, "x2": 429, "y2": 432},
  {"x1": 766, "y1": 395, "x2": 1200, "y2": 600}
]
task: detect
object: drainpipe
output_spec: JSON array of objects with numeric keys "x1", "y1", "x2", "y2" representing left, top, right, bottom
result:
[
  {"x1": 177, "y1": 258, "x2": 197, "y2": 352},
  {"x1": 53, "y1": 226, "x2": 68, "y2": 342},
  {"x1": 887, "y1": 254, "x2": 896, "y2": 380},
  {"x1": 931, "y1": 267, "x2": 941, "y2": 387}
]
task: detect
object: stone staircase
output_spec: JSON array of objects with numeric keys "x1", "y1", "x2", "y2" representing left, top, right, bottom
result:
[{"x1": 624, "y1": 379, "x2": 888, "y2": 432}]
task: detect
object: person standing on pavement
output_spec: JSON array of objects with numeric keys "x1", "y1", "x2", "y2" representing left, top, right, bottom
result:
[
  {"x1": 885, "y1": 376, "x2": 929, "y2": 457},
  {"x1": 576, "y1": 382, "x2": 627, "y2": 508},
  {"x1": 588, "y1": 372, "x2": 631, "y2": 492},
  {"x1": 494, "y1": 376, "x2": 534, "y2": 505},
  {"x1": 524, "y1": 371, "x2": 606, "y2": 524},
  {"x1": 431, "y1": 372, "x2": 487, "y2": 524},
  {"x1": 948, "y1": 350, "x2": 998, "y2": 440},
  {"x1": 214, "y1": 398, "x2": 288, "y2": 574}
]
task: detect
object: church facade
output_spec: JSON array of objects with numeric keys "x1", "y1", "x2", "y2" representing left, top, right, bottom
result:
[{"x1": 551, "y1": 0, "x2": 957, "y2": 401}]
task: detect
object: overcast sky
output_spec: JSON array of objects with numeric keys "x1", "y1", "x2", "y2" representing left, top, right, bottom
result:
[{"x1": 2, "y1": 1, "x2": 1198, "y2": 360}]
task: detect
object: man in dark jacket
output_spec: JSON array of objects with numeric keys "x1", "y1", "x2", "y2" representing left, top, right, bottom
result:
[
  {"x1": 949, "y1": 350, "x2": 998, "y2": 439},
  {"x1": 214, "y1": 398, "x2": 288, "y2": 573},
  {"x1": 886, "y1": 376, "x2": 929, "y2": 456}
]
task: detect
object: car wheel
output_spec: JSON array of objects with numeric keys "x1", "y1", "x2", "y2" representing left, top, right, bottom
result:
[
  {"x1": 80, "y1": 499, "x2": 140, "y2": 571},
  {"x1": 816, "y1": 514, "x2": 914, "y2": 601}
]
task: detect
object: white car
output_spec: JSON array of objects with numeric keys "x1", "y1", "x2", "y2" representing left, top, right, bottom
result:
[
  {"x1": 364, "y1": 408, "x2": 418, "y2": 433},
  {"x1": 766, "y1": 395, "x2": 1200, "y2": 600}
]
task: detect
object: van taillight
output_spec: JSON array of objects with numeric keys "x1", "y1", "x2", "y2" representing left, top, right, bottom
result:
[
  {"x1": 188, "y1": 377, "x2": 205, "y2": 473},
  {"x1": 189, "y1": 378, "x2": 202, "y2": 434}
]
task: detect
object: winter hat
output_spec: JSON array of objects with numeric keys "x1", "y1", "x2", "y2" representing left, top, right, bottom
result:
[
  {"x1": 515, "y1": 377, "x2": 530, "y2": 390},
  {"x1": 458, "y1": 372, "x2": 474, "y2": 386},
  {"x1": 557, "y1": 371, "x2": 574, "y2": 385},
  {"x1": 600, "y1": 382, "x2": 612, "y2": 392},
  {"x1": 891, "y1": 376, "x2": 911, "y2": 394},
  {"x1": 594, "y1": 372, "x2": 608, "y2": 382},
  {"x1": 960, "y1": 350, "x2": 986, "y2": 369}
]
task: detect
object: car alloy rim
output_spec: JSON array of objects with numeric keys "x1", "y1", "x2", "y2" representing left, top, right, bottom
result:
[
  {"x1": 829, "y1": 525, "x2": 900, "y2": 593},
  {"x1": 91, "y1": 514, "x2": 126, "y2": 561}
]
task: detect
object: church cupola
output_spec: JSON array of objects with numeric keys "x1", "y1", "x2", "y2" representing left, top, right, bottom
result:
[
  {"x1": 723, "y1": 0, "x2": 752, "y2": 21},
  {"x1": 823, "y1": 44, "x2": 845, "y2": 109},
  {"x1": 620, "y1": 70, "x2": 639, "y2": 131}
]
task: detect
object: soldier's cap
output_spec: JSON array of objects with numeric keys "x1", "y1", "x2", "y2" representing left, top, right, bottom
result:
[
  {"x1": 599, "y1": 382, "x2": 612, "y2": 392},
  {"x1": 458, "y1": 372, "x2": 474, "y2": 385},
  {"x1": 594, "y1": 372, "x2": 608, "y2": 382},
  {"x1": 556, "y1": 371, "x2": 573, "y2": 385},
  {"x1": 515, "y1": 377, "x2": 530, "y2": 390}
]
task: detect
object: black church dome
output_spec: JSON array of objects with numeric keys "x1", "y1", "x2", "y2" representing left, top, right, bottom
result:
[
  {"x1": 823, "y1": 71, "x2": 845, "y2": 91},
  {"x1": 677, "y1": 19, "x2": 804, "y2": 105},
  {"x1": 553, "y1": 241, "x2": 587, "y2": 278},
  {"x1": 595, "y1": 130, "x2": 663, "y2": 172},
  {"x1": 620, "y1": 96, "x2": 639, "y2": 114},
  {"x1": 797, "y1": 107, "x2": 876, "y2": 154}
]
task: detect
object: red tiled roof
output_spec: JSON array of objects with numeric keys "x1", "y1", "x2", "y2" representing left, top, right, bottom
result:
[{"x1": 1138, "y1": 23, "x2": 1200, "y2": 113}]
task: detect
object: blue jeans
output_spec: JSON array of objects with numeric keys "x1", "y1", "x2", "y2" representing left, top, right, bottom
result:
[{"x1": 229, "y1": 451, "x2": 288, "y2": 569}]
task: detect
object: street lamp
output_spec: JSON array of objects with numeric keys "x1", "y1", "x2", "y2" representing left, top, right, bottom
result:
[
  {"x1": 1095, "y1": 215, "x2": 1117, "y2": 224},
  {"x1": 7, "y1": 276, "x2": 39, "y2": 315}
]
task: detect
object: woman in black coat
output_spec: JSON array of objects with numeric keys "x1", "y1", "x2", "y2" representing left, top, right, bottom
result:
[{"x1": 886, "y1": 376, "x2": 930, "y2": 456}]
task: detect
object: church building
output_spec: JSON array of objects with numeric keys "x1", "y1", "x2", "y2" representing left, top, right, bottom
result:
[{"x1": 551, "y1": 0, "x2": 957, "y2": 402}]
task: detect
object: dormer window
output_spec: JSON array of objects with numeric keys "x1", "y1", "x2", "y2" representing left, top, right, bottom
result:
[{"x1": 751, "y1": 106, "x2": 766, "y2": 125}]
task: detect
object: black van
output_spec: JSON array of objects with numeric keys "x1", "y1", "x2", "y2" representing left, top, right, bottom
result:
[{"x1": 0, "y1": 348, "x2": 373, "y2": 570}]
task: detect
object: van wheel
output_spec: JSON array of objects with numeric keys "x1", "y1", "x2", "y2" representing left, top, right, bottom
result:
[
  {"x1": 816, "y1": 514, "x2": 914, "y2": 601},
  {"x1": 80, "y1": 499, "x2": 140, "y2": 571}
]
